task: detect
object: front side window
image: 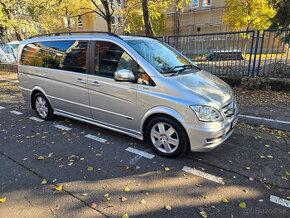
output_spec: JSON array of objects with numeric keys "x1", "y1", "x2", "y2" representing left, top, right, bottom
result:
[
  {"x1": 203, "y1": 0, "x2": 211, "y2": 6},
  {"x1": 95, "y1": 41, "x2": 133, "y2": 77},
  {"x1": 126, "y1": 39, "x2": 195, "y2": 75}
]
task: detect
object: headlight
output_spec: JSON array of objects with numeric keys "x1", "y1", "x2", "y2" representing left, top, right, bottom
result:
[{"x1": 190, "y1": 106, "x2": 223, "y2": 122}]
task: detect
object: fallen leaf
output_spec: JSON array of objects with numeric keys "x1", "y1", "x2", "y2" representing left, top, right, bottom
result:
[
  {"x1": 37, "y1": 156, "x2": 44, "y2": 160},
  {"x1": 103, "y1": 184, "x2": 109, "y2": 189},
  {"x1": 222, "y1": 199, "x2": 229, "y2": 203},
  {"x1": 265, "y1": 144, "x2": 270, "y2": 148},
  {"x1": 249, "y1": 177, "x2": 254, "y2": 181},
  {"x1": 106, "y1": 203, "x2": 114, "y2": 207},
  {"x1": 80, "y1": 158, "x2": 84, "y2": 161},
  {"x1": 140, "y1": 199, "x2": 146, "y2": 204},
  {"x1": 286, "y1": 171, "x2": 290, "y2": 176},
  {"x1": 259, "y1": 155, "x2": 265, "y2": 159},
  {"x1": 287, "y1": 197, "x2": 290, "y2": 200},
  {"x1": 124, "y1": 187, "x2": 130, "y2": 192},
  {"x1": 202, "y1": 195, "x2": 208, "y2": 199},
  {"x1": 165, "y1": 167, "x2": 170, "y2": 171},
  {"x1": 242, "y1": 189, "x2": 248, "y2": 193},
  {"x1": 87, "y1": 166, "x2": 93, "y2": 171},
  {"x1": 239, "y1": 202, "x2": 246, "y2": 208},
  {"x1": 22, "y1": 158, "x2": 28, "y2": 161},
  {"x1": 82, "y1": 193, "x2": 88, "y2": 196},
  {"x1": 122, "y1": 214, "x2": 129, "y2": 218},
  {"x1": 0, "y1": 197, "x2": 6, "y2": 203},
  {"x1": 245, "y1": 167, "x2": 250, "y2": 170},
  {"x1": 104, "y1": 193, "x2": 109, "y2": 198},
  {"x1": 200, "y1": 209, "x2": 207, "y2": 217},
  {"x1": 55, "y1": 185, "x2": 62, "y2": 191},
  {"x1": 91, "y1": 203, "x2": 97, "y2": 209},
  {"x1": 165, "y1": 205, "x2": 172, "y2": 210},
  {"x1": 55, "y1": 204, "x2": 60, "y2": 210},
  {"x1": 145, "y1": 192, "x2": 149, "y2": 196},
  {"x1": 136, "y1": 166, "x2": 140, "y2": 170},
  {"x1": 121, "y1": 196, "x2": 127, "y2": 202},
  {"x1": 259, "y1": 199, "x2": 263, "y2": 202},
  {"x1": 48, "y1": 153, "x2": 53, "y2": 158},
  {"x1": 41, "y1": 179, "x2": 47, "y2": 185},
  {"x1": 267, "y1": 155, "x2": 273, "y2": 158}
]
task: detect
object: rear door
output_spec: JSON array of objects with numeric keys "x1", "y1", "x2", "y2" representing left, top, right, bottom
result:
[
  {"x1": 44, "y1": 40, "x2": 91, "y2": 118},
  {"x1": 87, "y1": 41, "x2": 138, "y2": 132}
]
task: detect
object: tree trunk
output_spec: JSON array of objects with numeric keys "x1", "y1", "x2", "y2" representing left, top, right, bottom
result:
[
  {"x1": 0, "y1": 1, "x2": 25, "y2": 41},
  {"x1": 141, "y1": 0, "x2": 154, "y2": 36},
  {"x1": 174, "y1": 0, "x2": 180, "y2": 36},
  {"x1": 106, "y1": 18, "x2": 112, "y2": 32}
]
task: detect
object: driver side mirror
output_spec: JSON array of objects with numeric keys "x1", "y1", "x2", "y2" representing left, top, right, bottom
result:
[{"x1": 114, "y1": 69, "x2": 136, "y2": 82}]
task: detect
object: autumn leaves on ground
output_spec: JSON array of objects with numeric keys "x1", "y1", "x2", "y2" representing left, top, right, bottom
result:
[{"x1": 0, "y1": 71, "x2": 289, "y2": 217}]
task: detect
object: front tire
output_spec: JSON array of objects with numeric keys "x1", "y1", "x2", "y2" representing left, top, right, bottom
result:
[
  {"x1": 33, "y1": 93, "x2": 53, "y2": 120},
  {"x1": 146, "y1": 116, "x2": 189, "y2": 157}
]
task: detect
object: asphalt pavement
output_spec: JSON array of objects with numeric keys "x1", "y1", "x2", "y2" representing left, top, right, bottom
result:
[{"x1": 0, "y1": 84, "x2": 289, "y2": 218}]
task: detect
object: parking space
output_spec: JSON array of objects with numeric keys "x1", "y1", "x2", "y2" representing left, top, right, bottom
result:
[{"x1": 0, "y1": 84, "x2": 289, "y2": 217}]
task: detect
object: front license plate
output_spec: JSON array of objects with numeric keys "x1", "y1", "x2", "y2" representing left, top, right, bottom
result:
[{"x1": 232, "y1": 117, "x2": 238, "y2": 128}]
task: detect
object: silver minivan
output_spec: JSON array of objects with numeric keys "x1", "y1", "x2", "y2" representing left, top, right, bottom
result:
[{"x1": 18, "y1": 32, "x2": 238, "y2": 157}]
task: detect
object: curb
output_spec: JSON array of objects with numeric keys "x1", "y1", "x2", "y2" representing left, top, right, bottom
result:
[{"x1": 238, "y1": 114, "x2": 290, "y2": 131}]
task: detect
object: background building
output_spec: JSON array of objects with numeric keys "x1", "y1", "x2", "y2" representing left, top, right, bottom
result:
[{"x1": 166, "y1": 0, "x2": 227, "y2": 35}]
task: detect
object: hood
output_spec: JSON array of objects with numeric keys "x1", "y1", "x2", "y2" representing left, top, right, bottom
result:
[{"x1": 170, "y1": 70, "x2": 233, "y2": 108}]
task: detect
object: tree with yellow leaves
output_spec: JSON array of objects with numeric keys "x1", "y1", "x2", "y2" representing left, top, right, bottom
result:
[{"x1": 224, "y1": 0, "x2": 277, "y2": 32}]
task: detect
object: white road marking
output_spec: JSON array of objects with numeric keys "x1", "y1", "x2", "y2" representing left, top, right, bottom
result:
[
  {"x1": 182, "y1": 166, "x2": 225, "y2": 185},
  {"x1": 0, "y1": 106, "x2": 5, "y2": 110},
  {"x1": 270, "y1": 195, "x2": 290, "y2": 208},
  {"x1": 53, "y1": 124, "x2": 72, "y2": 131},
  {"x1": 29, "y1": 117, "x2": 44, "y2": 122},
  {"x1": 125, "y1": 147, "x2": 155, "y2": 159},
  {"x1": 10, "y1": 110, "x2": 23, "y2": 115},
  {"x1": 129, "y1": 155, "x2": 143, "y2": 165},
  {"x1": 85, "y1": 134, "x2": 107, "y2": 143}
]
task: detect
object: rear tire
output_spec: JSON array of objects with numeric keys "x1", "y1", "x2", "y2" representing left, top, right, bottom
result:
[
  {"x1": 33, "y1": 93, "x2": 53, "y2": 120},
  {"x1": 146, "y1": 116, "x2": 189, "y2": 157}
]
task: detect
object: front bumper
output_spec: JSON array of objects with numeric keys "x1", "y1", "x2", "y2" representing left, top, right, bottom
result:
[{"x1": 185, "y1": 115, "x2": 237, "y2": 152}]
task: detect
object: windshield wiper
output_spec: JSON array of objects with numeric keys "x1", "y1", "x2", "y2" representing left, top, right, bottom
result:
[{"x1": 166, "y1": 65, "x2": 199, "y2": 76}]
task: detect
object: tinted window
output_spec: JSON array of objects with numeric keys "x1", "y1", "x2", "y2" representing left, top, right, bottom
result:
[
  {"x1": 20, "y1": 42, "x2": 50, "y2": 67},
  {"x1": 96, "y1": 42, "x2": 133, "y2": 77},
  {"x1": 21, "y1": 41, "x2": 88, "y2": 73},
  {"x1": 47, "y1": 41, "x2": 87, "y2": 73}
]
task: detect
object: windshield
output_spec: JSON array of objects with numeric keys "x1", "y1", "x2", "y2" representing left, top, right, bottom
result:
[{"x1": 126, "y1": 39, "x2": 198, "y2": 75}]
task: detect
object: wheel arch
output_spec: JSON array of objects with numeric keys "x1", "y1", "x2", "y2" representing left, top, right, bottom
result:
[
  {"x1": 30, "y1": 86, "x2": 52, "y2": 110},
  {"x1": 141, "y1": 107, "x2": 188, "y2": 140}
]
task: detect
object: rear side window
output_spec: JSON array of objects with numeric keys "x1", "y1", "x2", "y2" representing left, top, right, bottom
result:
[
  {"x1": 20, "y1": 42, "x2": 50, "y2": 67},
  {"x1": 21, "y1": 40, "x2": 88, "y2": 73}
]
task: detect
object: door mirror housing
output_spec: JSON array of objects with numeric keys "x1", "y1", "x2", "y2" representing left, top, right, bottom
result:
[{"x1": 114, "y1": 69, "x2": 136, "y2": 82}]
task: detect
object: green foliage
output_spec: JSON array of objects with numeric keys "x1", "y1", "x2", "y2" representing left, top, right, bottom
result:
[{"x1": 224, "y1": 0, "x2": 277, "y2": 31}]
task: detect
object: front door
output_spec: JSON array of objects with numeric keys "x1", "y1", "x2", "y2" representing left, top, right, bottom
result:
[{"x1": 88, "y1": 41, "x2": 138, "y2": 133}]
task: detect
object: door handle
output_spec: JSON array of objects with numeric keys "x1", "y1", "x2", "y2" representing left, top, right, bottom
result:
[
  {"x1": 88, "y1": 81, "x2": 100, "y2": 87},
  {"x1": 76, "y1": 78, "x2": 87, "y2": 84}
]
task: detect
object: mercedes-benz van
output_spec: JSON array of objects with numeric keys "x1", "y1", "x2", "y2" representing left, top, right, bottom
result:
[{"x1": 17, "y1": 32, "x2": 238, "y2": 157}]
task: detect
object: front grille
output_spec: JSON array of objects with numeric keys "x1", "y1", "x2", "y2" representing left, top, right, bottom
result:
[{"x1": 222, "y1": 99, "x2": 236, "y2": 119}]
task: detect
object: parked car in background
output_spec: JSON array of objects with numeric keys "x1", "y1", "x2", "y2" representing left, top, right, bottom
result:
[{"x1": 17, "y1": 32, "x2": 238, "y2": 157}]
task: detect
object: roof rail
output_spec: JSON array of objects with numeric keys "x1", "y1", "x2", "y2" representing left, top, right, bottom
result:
[{"x1": 29, "y1": 31, "x2": 123, "y2": 40}]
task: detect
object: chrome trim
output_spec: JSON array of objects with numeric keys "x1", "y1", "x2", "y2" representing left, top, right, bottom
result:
[
  {"x1": 20, "y1": 87, "x2": 32, "y2": 93},
  {"x1": 47, "y1": 95, "x2": 133, "y2": 120},
  {"x1": 54, "y1": 108, "x2": 143, "y2": 140}
]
